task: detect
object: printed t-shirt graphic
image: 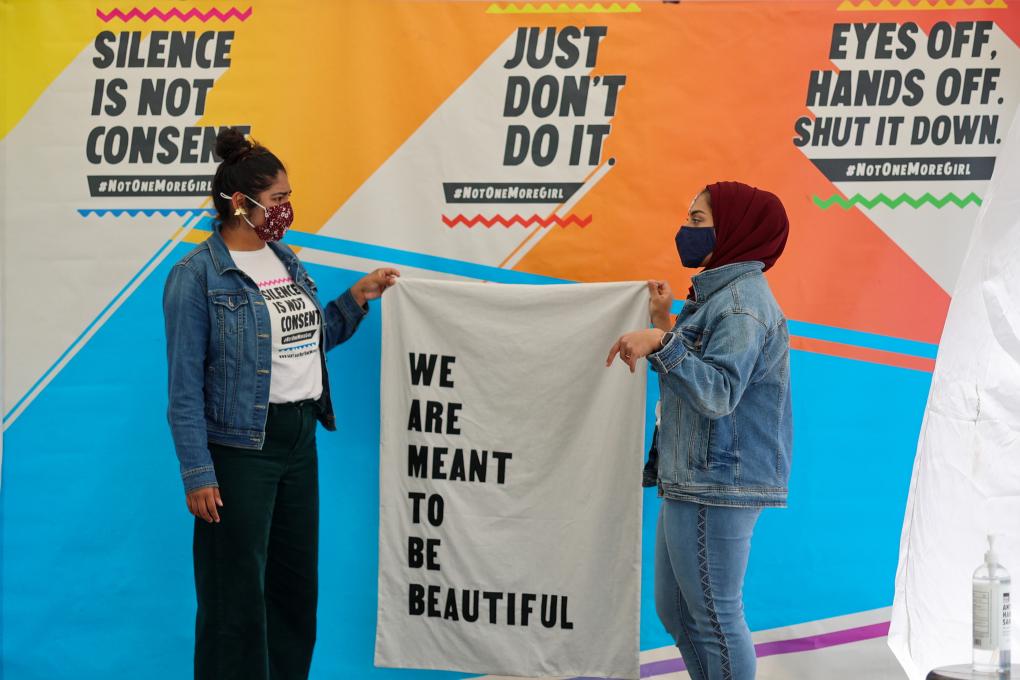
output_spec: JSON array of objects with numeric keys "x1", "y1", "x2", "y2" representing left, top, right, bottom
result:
[{"x1": 230, "y1": 247, "x2": 322, "y2": 404}]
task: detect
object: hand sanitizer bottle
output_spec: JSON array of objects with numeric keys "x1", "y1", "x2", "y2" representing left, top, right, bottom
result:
[{"x1": 974, "y1": 535, "x2": 1011, "y2": 674}]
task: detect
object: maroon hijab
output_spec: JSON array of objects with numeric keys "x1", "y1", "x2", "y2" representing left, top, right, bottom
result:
[{"x1": 703, "y1": 181, "x2": 789, "y2": 273}]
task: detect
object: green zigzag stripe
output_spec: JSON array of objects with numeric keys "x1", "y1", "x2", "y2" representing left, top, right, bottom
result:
[{"x1": 813, "y1": 192, "x2": 982, "y2": 210}]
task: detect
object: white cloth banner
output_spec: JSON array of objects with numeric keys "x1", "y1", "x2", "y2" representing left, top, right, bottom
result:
[
  {"x1": 374, "y1": 279, "x2": 647, "y2": 679},
  {"x1": 889, "y1": 107, "x2": 1020, "y2": 678}
]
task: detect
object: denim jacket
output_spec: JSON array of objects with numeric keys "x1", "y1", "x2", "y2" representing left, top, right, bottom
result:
[
  {"x1": 163, "y1": 227, "x2": 367, "y2": 492},
  {"x1": 648, "y1": 261, "x2": 792, "y2": 508}
]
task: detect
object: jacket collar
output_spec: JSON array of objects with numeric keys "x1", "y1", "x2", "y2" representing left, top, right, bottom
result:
[
  {"x1": 690, "y1": 261, "x2": 764, "y2": 302},
  {"x1": 206, "y1": 223, "x2": 299, "y2": 277}
]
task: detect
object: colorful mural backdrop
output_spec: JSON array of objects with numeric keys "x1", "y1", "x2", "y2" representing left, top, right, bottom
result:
[{"x1": 2, "y1": 1, "x2": 1018, "y2": 677}]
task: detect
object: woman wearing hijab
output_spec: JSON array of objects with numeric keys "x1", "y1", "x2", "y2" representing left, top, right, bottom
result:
[{"x1": 607, "y1": 181, "x2": 792, "y2": 680}]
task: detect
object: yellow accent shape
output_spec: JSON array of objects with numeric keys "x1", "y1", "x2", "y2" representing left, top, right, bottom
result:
[
  {"x1": 1, "y1": 1, "x2": 254, "y2": 139},
  {"x1": 486, "y1": 2, "x2": 642, "y2": 14},
  {"x1": 182, "y1": 198, "x2": 215, "y2": 245},
  {"x1": 2, "y1": 0, "x2": 99, "y2": 138},
  {"x1": 837, "y1": 0, "x2": 1007, "y2": 10},
  {"x1": 182, "y1": 229, "x2": 211, "y2": 245}
]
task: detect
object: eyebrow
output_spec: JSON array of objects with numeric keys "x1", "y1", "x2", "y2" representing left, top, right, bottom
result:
[
  {"x1": 271, "y1": 190, "x2": 292, "y2": 197},
  {"x1": 690, "y1": 209, "x2": 707, "y2": 217}
]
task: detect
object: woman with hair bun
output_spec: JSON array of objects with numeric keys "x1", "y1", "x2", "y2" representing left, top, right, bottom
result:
[{"x1": 163, "y1": 127, "x2": 398, "y2": 679}]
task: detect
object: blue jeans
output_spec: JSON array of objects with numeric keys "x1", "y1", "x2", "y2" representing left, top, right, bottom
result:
[{"x1": 654, "y1": 499, "x2": 761, "y2": 680}]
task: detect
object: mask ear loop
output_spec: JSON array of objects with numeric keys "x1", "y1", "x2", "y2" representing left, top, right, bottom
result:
[
  {"x1": 219, "y1": 191, "x2": 245, "y2": 216},
  {"x1": 242, "y1": 194, "x2": 268, "y2": 230},
  {"x1": 219, "y1": 191, "x2": 263, "y2": 230}
]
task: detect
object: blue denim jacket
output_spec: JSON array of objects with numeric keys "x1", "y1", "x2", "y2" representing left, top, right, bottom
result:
[
  {"x1": 648, "y1": 261, "x2": 792, "y2": 508},
  {"x1": 163, "y1": 227, "x2": 366, "y2": 492}
]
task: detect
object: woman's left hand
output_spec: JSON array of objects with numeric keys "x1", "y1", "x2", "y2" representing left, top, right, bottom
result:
[
  {"x1": 352, "y1": 268, "x2": 401, "y2": 306},
  {"x1": 648, "y1": 280, "x2": 674, "y2": 331},
  {"x1": 606, "y1": 328, "x2": 666, "y2": 373}
]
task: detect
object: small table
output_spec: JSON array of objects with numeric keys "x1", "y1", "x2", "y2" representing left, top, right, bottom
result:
[{"x1": 928, "y1": 665, "x2": 1018, "y2": 679}]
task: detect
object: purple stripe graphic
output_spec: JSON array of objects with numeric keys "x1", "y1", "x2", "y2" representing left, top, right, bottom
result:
[{"x1": 573, "y1": 620, "x2": 890, "y2": 679}]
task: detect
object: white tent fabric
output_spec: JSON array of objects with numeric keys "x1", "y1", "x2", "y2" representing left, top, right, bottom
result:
[{"x1": 889, "y1": 107, "x2": 1020, "y2": 679}]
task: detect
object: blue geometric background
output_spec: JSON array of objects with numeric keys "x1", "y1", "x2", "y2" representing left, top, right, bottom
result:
[{"x1": 1, "y1": 235, "x2": 931, "y2": 679}]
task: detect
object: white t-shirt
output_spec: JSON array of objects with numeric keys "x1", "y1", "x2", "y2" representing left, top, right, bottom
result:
[{"x1": 229, "y1": 246, "x2": 323, "y2": 404}]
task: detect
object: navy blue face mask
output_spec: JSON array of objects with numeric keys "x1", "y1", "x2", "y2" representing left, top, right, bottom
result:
[{"x1": 675, "y1": 226, "x2": 716, "y2": 268}]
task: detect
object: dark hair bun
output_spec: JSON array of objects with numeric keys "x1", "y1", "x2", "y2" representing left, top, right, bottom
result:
[{"x1": 215, "y1": 127, "x2": 253, "y2": 163}]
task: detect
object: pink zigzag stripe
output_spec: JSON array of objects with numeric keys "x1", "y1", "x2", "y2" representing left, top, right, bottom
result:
[
  {"x1": 96, "y1": 6, "x2": 253, "y2": 22},
  {"x1": 442, "y1": 214, "x2": 592, "y2": 229},
  {"x1": 258, "y1": 277, "x2": 293, "y2": 288}
]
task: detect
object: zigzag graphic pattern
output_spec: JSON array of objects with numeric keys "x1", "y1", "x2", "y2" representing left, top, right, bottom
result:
[
  {"x1": 813, "y1": 192, "x2": 983, "y2": 210},
  {"x1": 443, "y1": 214, "x2": 592, "y2": 228},
  {"x1": 78, "y1": 208, "x2": 216, "y2": 217},
  {"x1": 258, "y1": 277, "x2": 293, "y2": 288},
  {"x1": 837, "y1": 0, "x2": 1006, "y2": 10},
  {"x1": 280, "y1": 343, "x2": 317, "y2": 352},
  {"x1": 486, "y1": 2, "x2": 641, "y2": 14},
  {"x1": 96, "y1": 6, "x2": 253, "y2": 22}
]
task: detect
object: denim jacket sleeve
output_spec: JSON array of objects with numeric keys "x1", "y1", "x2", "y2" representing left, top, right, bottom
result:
[
  {"x1": 647, "y1": 311, "x2": 767, "y2": 419},
  {"x1": 163, "y1": 263, "x2": 218, "y2": 492},
  {"x1": 321, "y1": 288, "x2": 368, "y2": 352}
]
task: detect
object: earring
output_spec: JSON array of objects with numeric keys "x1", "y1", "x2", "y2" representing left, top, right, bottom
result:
[{"x1": 234, "y1": 207, "x2": 247, "y2": 216}]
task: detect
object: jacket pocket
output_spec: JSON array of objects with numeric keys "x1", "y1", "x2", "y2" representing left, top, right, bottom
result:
[
  {"x1": 209, "y1": 291, "x2": 249, "y2": 424},
  {"x1": 680, "y1": 406, "x2": 710, "y2": 473},
  {"x1": 678, "y1": 324, "x2": 707, "y2": 354},
  {"x1": 210, "y1": 292, "x2": 249, "y2": 334},
  {"x1": 706, "y1": 413, "x2": 739, "y2": 483}
]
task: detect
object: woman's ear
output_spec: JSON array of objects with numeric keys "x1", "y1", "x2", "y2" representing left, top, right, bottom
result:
[{"x1": 231, "y1": 193, "x2": 247, "y2": 216}]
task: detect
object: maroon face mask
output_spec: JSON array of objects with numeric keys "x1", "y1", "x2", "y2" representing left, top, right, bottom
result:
[
  {"x1": 221, "y1": 191, "x2": 295, "y2": 242},
  {"x1": 243, "y1": 196, "x2": 294, "y2": 242}
]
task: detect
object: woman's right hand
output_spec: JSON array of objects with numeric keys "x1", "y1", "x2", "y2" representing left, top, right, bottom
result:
[
  {"x1": 648, "y1": 280, "x2": 673, "y2": 331},
  {"x1": 351, "y1": 268, "x2": 401, "y2": 306},
  {"x1": 187, "y1": 487, "x2": 223, "y2": 523}
]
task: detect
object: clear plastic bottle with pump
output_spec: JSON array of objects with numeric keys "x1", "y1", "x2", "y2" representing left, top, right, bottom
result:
[{"x1": 974, "y1": 535, "x2": 1011, "y2": 674}]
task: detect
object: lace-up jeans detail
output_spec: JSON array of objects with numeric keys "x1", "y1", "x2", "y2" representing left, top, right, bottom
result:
[{"x1": 654, "y1": 499, "x2": 761, "y2": 680}]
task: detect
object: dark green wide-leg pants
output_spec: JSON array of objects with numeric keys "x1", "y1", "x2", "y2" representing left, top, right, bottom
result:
[{"x1": 194, "y1": 400, "x2": 319, "y2": 680}]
